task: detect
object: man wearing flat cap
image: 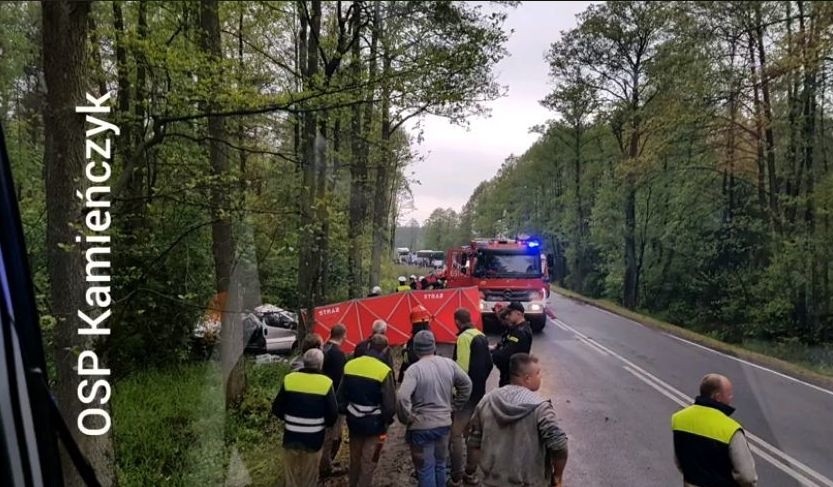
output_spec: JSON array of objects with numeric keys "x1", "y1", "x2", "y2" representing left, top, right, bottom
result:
[{"x1": 490, "y1": 301, "x2": 533, "y2": 387}]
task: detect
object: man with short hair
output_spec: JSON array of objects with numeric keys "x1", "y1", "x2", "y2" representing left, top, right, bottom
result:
[
  {"x1": 353, "y1": 319, "x2": 394, "y2": 370},
  {"x1": 449, "y1": 308, "x2": 493, "y2": 486},
  {"x1": 320, "y1": 324, "x2": 348, "y2": 477},
  {"x1": 468, "y1": 353, "x2": 568, "y2": 487},
  {"x1": 338, "y1": 334, "x2": 397, "y2": 487},
  {"x1": 290, "y1": 333, "x2": 324, "y2": 371},
  {"x1": 397, "y1": 330, "x2": 472, "y2": 487},
  {"x1": 272, "y1": 348, "x2": 339, "y2": 487},
  {"x1": 491, "y1": 301, "x2": 533, "y2": 386},
  {"x1": 672, "y1": 374, "x2": 757, "y2": 487}
]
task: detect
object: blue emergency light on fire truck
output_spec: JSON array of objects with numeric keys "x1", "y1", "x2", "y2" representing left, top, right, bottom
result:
[{"x1": 443, "y1": 236, "x2": 551, "y2": 333}]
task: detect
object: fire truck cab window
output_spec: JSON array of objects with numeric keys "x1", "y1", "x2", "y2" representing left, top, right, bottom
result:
[{"x1": 475, "y1": 250, "x2": 542, "y2": 278}]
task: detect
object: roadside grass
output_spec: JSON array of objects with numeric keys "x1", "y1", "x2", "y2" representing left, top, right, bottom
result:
[
  {"x1": 551, "y1": 286, "x2": 833, "y2": 388},
  {"x1": 114, "y1": 358, "x2": 289, "y2": 486}
]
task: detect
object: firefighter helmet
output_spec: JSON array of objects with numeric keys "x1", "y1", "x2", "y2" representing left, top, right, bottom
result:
[{"x1": 410, "y1": 305, "x2": 431, "y2": 324}]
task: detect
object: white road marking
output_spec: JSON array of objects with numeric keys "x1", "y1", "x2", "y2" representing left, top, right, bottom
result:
[
  {"x1": 577, "y1": 336, "x2": 610, "y2": 356},
  {"x1": 662, "y1": 332, "x2": 833, "y2": 399},
  {"x1": 555, "y1": 292, "x2": 833, "y2": 398},
  {"x1": 556, "y1": 318, "x2": 833, "y2": 487},
  {"x1": 624, "y1": 366, "x2": 687, "y2": 407}
]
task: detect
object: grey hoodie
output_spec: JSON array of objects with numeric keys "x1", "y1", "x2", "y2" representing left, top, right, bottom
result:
[{"x1": 469, "y1": 385, "x2": 568, "y2": 487}]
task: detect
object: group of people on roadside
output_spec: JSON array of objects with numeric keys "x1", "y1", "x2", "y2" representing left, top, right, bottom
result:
[
  {"x1": 273, "y1": 298, "x2": 759, "y2": 487},
  {"x1": 272, "y1": 300, "x2": 563, "y2": 487}
]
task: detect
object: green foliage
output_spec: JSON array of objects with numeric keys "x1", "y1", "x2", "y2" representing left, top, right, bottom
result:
[
  {"x1": 452, "y1": 1, "x2": 833, "y2": 350},
  {"x1": 113, "y1": 359, "x2": 288, "y2": 486}
]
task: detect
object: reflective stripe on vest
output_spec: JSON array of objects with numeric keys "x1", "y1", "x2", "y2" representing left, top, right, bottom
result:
[
  {"x1": 284, "y1": 413, "x2": 326, "y2": 433},
  {"x1": 456, "y1": 327, "x2": 484, "y2": 373},
  {"x1": 347, "y1": 402, "x2": 382, "y2": 418},
  {"x1": 345, "y1": 355, "x2": 392, "y2": 382},
  {"x1": 671, "y1": 405, "x2": 741, "y2": 444},
  {"x1": 283, "y1": 371, "x2": 333, "y2": 396}
]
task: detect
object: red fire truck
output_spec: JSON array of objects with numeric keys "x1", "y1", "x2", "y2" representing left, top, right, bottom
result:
[{"x1": 443, "y1": 236, "x2": 551, "y2": 332}]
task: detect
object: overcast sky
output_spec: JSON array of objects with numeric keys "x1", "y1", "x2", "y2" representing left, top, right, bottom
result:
[{"x1": 401, "y1": 1, "x2": 594, "y2": 225}]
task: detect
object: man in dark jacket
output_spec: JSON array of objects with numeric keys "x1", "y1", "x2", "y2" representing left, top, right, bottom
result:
[
  {"x1": 398, "y1": 305, "x2": 432, "y2": 383},
  {"x1": 338, "y1": 334, "x2": 397, "y2": 487},
  {"x1": 491, "y1": 301, "x2": 533, "y2": 387},
  {"x1": 354, "y1": 319, "x2": 394, "y2": 371},
  {"x1": 320, "y1": 324, "x2": 348, "y2": 477},
  {"x1": 449, "y1": 308, "x2": 493, "y2": 486},
  {"x1": 272, "y1": 348, "x2": 339, "y2": 487}
]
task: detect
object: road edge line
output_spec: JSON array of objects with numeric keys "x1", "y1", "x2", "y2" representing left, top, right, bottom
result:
[{"x1": 551, "y1": 287, "x2": 833, "y2": 395}]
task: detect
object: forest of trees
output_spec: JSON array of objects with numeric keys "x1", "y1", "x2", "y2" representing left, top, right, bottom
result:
[
  {"x1": 454, "y1": 1, "x2": 833, "y2": 348},
  {"x1": 1, "y1": 1, "x2": 512, "y2": 483}
]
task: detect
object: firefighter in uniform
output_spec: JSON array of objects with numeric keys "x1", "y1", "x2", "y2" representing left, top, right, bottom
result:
[
  {"x1": 272, "y1": 348, "x2": 339, "y2": 487},
  {"x1": 490, "y1": 301, "x2": 533, "y2": 387},
  {"x1": 338, "y1": 334, "x2": 397, "y2": 487},
  {"x1": 398, "y1": 305, "x2": 431, "y2": 383},
  {"x1": 672, "y1": 374, "x2": 757, "y2": 487},
  {"x1": 397, "y1": 276, "x2": 411, "y2": 292}
]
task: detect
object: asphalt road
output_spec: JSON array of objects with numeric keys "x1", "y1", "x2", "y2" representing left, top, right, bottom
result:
[{"x1": 498, "y1": 292, "x2": 833, "y2": 487}]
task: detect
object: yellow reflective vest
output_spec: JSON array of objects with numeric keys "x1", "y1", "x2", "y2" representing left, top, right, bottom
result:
[{"x1": 671, "y1": 402, "x2": 743, "y2": 486}]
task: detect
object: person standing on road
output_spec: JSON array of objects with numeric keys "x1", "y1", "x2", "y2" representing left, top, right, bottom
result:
[
  {"x1": 672, "y1": 373, "x2": 758, "y2": 487},
  {"x1": 468, "y1": 353, "x2": 568, "y2": 487},
  {"x1": 338, "y1": 334, "x2": 397, "y2": 487},
  {"x1": 271, "y1": 348, "x2": 338, "y2": 487},
  {"x1": 449, "y1": 308, "x2": 493, "y2": 486},
  {"x1": 320, "y1": 324, "x2": 349, "y2": 478},
  {"x1": 397, "y1": 330, "x2": 472, "y2": 487},
  {"x1": 398, "y1": 305, "x2": 432, "y2": 383},
  {"x1": 491, "y1": 301, "x2": 533, "y2": 387},
  {"x1": 353, "y1": 319, "x2": 394, "y2": 370}
]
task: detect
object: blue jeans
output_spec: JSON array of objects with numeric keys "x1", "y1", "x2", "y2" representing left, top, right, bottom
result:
[{"x1": 406, "y1": 426, "x2": 451, "y2": 487}]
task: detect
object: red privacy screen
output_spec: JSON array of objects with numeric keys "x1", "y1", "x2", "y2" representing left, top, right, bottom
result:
[{"x1": 312, "y1": 287, "x2": 482, "y2": 353}]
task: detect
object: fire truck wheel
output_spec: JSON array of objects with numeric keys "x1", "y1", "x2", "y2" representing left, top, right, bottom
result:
[{"x1": 530, "y1": 316, "x2": 546, "y2": 333}]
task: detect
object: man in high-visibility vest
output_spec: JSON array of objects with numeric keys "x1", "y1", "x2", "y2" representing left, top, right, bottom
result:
[
  {"x1": 671, "y1": 374, "x2": 757, "y2": 487},
  {"x1": 449, "y1": 308, "x2": 493, "y2": 486},
  {"x1": 397, "y1": 276, "x2": 411, "y2": 292},
  {"x1": 338, "y1": 334, "x2": 396, "y2": 487},
  {"x1": 272, "y1": 348, "x2": 339, "y2": 487}
]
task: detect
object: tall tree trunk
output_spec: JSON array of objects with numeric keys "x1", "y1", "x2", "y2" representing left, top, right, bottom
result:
[
  {"x1": 315, "y1": 117, "x2": 329, "y2": 302},
  {"x1": 755, "y1": 3, "x2": 781, "y2": 231},
  {"x1": 199, "y1": 0, "x2": 244, "y2": 406},
  {"x1": 799, "y1": 0, "x2": 819, "y2": 335},
  {"x1": 297, "y1": 0, "x2": 321, "y2": 332},
  {"x1": 573, "y1": 124, "x2": 584, "y2": 292},
  {"x1": 348, "y1": 1, "x2": 376, "y2": 298},
  {"x1": 748, "y1": 32, "x2": 768, "y2": 211},
  {"x1": 623, "y1": 83, "x2": 641, "y2": 309},
  {"x1": 368, "y1": 33, "x2": 391, "y2": 290},
  {"x1": 785, "y1": 0, "x2": 801, "y2": 226},
  {"x1": 820, "y1": 64, "x2": 829, "y2": 315},
  {"x1": 42, "y1": 2, "x2": 115, "y2": 484}
]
